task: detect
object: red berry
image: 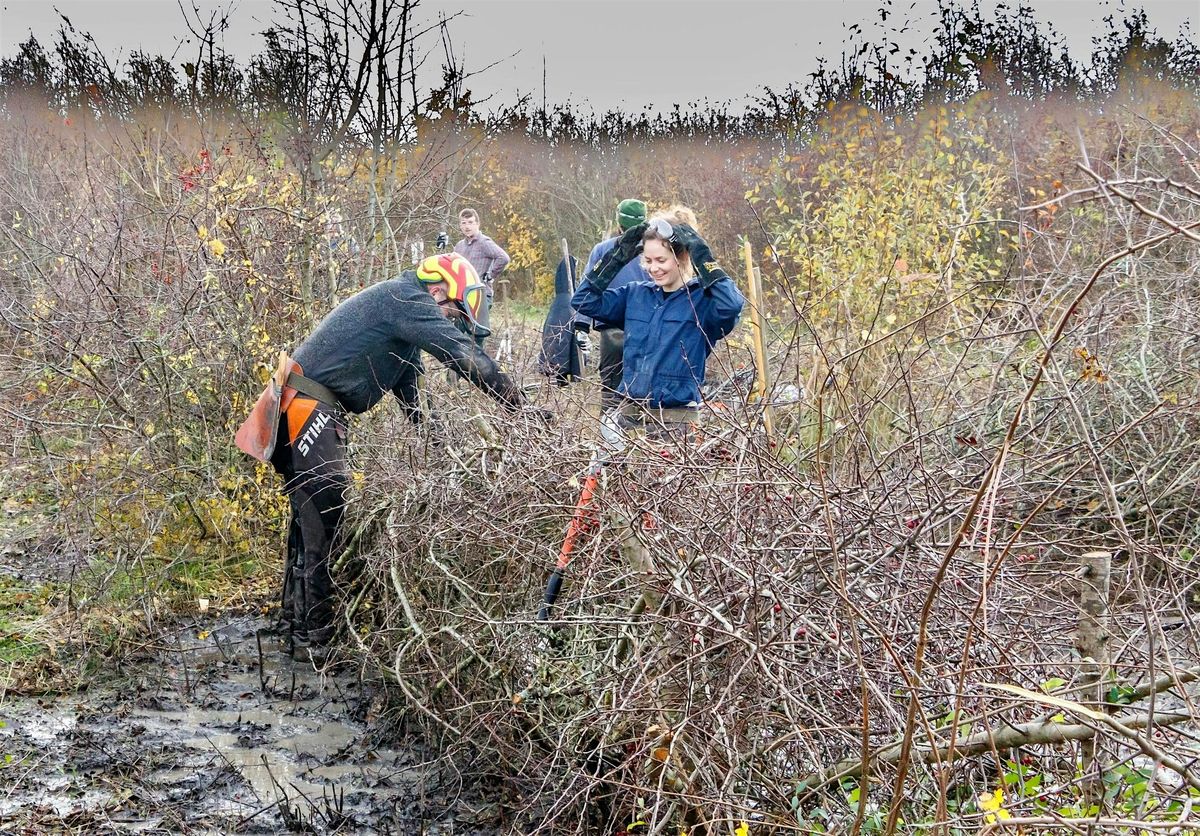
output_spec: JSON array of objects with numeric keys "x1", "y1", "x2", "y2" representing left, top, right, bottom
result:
[
  {"x1": 795, "y1": 627, "x2": 807, "y2": 638},
  {"x1": 773, "y1": 603, "x2": 782, "y2": 613},
  {"x1": 905, "y1": 518, "x2": 918, "y2": 529}
]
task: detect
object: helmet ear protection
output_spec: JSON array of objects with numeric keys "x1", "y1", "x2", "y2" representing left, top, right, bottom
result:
[
  {"x1": 416, "y1": 253, "x2": 488, "y2": 333},
  {"x1": 461, "y1": 284, "x2": 486, "y2": 323}
]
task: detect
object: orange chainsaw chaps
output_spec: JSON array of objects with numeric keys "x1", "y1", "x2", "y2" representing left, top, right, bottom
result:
[{"x1": 234, "y1": 358, "x2": 302, "y2": 462}]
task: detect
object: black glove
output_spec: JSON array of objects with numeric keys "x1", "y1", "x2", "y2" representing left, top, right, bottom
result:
[
  {"x1": 584, "y1": 223, "x2": 646, "y2": 291},
  {"x1": 673, "y1": 224, "x2": 731, "y2": 289},
  {"x1": 524, "y1": 406, "x2": 556, "y2": 426}
]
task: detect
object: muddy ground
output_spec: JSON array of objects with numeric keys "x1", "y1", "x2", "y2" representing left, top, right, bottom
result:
[{"x1": 0, "y1": 616, "x2": 511, "y2": 834}]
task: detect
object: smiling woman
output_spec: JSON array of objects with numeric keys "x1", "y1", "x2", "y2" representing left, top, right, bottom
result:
[
  {"x1": 640, "y1": 214, "x2": 694, "y2": 292},
  {"x1": 640, "y1": 234, "x2": 688, "y2": 292},
  {"x1": 570, "y1": 206, "x2": 745, "y2": 440}
]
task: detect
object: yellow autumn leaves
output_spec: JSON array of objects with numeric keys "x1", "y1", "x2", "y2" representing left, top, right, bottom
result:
[
  {"x1": 197, "y1": 224, "x2": 227, "y2": 259},
  {"x1": 1075, "y1": 346, "x2": 1109, "y2": 384},
  {"x1": 979, "y1": 788, "x2": 1012, "y2": 824}
]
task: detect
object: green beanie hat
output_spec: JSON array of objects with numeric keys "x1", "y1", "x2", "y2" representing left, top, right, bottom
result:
[{"x1": 615, "y1": 198, "x2": 647, "y2": 230}]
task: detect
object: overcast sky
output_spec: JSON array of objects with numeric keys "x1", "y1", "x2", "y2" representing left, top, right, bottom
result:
[{"x1": 1, "y1": 0, "x2": 1196, "y2": 114}]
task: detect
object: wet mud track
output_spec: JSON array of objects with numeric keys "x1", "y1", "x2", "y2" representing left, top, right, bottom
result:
[{"x1": 0, "y1": 617, "x2": 504, "y2": 834}]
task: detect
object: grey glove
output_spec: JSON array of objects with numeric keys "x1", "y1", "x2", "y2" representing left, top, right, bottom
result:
[
  {"x1": 584, "y1": 223, "x2": 646, "y2": 291},
  {"x1": 673, "y1": 224, "x2": 731, "y2": 289}
]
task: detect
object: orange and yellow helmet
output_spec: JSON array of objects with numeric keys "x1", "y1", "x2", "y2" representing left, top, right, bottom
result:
[{"x1": 416, "y1": 252, "x2": 486, "y2": 330}]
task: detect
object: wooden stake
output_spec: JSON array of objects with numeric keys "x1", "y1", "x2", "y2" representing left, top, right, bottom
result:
[
  {"x1": 1078, "y1": 549, "x2": 1112, "y2": 799},
  {"x1": 561, "y1": 238, "x2": 574, "y2": 290},
  {"x1": 560, "y1": 238, "x2": 579, "y2": 378},
  {"x1": 742, "y1": 239, "x2": 775, "y2": 442}
]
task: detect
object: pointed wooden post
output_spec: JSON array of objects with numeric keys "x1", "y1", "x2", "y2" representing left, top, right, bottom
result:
[
  {"x1": 742, "y1": 239, "x2": 775, "y2": 442},
  {"x1": 1078, "y1": 549, "x2": 1112, "y2": 800}
]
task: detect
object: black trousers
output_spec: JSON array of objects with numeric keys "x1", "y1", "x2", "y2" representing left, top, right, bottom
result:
[
  {"x1": 598, "y1": 328, "x2": 625, "y2": 413},
  {"x1": 269, "y1": 397, "x2": 349, "y2": 643}
]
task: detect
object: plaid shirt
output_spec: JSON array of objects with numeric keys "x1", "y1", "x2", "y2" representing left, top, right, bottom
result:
[{"x1": 453, "y1": 233, "x2": 510, "y2": 283}]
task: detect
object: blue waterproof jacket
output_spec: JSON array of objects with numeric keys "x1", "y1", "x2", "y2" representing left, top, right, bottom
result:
[{"x1": 572, "y1": 275, "x2": 744, "y2": 408}]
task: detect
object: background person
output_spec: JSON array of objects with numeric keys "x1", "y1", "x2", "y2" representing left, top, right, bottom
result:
[
  {"x1": 575, "y1": 198, "x2": 649, "y2": 413},
  {"x1": 571, "y1": 211, "x2": 744, "y2": 439},
  {"x1": 453, "y1": 207, "x2": 511, "y2": 350},
  {"x1": 538, "y1": 253, "x2": 584, "y2": 385}
]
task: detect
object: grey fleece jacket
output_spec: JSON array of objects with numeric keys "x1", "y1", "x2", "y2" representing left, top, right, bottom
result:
[{"x1": 291, "y1": 272, "x2": 522, "y2": 418}]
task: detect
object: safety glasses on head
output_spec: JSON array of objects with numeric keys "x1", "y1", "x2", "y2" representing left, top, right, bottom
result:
[
  {"x1": 416, "y1": 252, "x2": 486, "y2": 327},
  {"x1": 647, "y1": 217, "x2": 675, "y2": 241}
]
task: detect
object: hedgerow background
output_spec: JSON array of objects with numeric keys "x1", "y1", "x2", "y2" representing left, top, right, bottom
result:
[{"x1": 2, "y1": 2, "x2": 1200, "y2": 832}]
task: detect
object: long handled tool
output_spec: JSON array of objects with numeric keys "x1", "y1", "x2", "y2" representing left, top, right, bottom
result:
[
  {"x1": 514, "y1": 451, "x2": 605, "y2": 706},
  {"x1": 517, "y1": 426, "x2": 627, "y2": 705},
  {"x1": 538, "y1": 450, "x2": 605, "y2": 621}
]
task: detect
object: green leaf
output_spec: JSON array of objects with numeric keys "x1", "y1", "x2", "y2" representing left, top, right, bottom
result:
[{"x1": 1106, "y1": 684, "x2": 1136, "y2": 705}]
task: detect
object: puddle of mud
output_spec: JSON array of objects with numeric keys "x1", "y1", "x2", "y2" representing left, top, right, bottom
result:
[{"x1": 0, "y1": 616, "x2": 508, "y2": 834}]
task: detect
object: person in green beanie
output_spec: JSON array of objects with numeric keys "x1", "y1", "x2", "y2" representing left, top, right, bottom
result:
[{"x1": 573, "y1": 199, "x2": 651, "y2": 413}]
